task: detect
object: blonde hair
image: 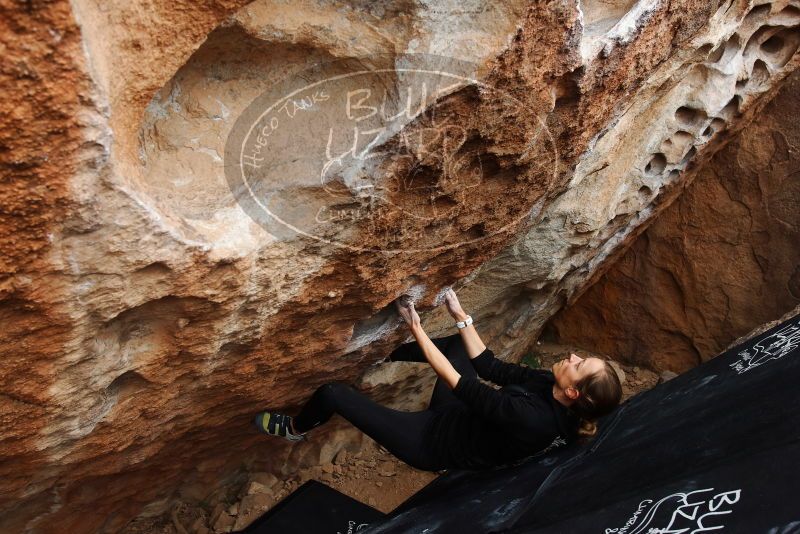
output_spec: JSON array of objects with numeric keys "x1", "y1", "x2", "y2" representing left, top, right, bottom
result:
[
  {"x1": 570, "y1": 360, "x2": 622, "y2": 441},
  {"x1": 577, "y1": 419, "x2": 598, "y2": 439}
]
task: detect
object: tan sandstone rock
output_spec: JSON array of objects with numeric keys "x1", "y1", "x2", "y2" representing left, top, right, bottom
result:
[{"x1": 546, "y1": 69, "x2": 800, "y2": 372}]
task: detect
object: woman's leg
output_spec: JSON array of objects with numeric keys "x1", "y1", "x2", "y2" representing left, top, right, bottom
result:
[
  {"x1": 427, "y1": 337, "x2": 478, "y2": 410},
  {"x1": 388, "y1": 333, "x2": 460, "y2": 362},
  {"x1": 292, "y1": 383, "x2": 441, "y2": 471},
  {"x1": 387, "y1": 333, "x2": 478, "y2": 410}
]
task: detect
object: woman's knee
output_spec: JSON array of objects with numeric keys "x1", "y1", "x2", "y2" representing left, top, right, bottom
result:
[{"x1": 315, "y1": 382, "x2": 351, "y2": 404}]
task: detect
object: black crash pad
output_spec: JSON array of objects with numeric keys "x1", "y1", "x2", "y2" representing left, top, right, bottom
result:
[
  {"x1": 240, "y1": 479, "x2": 384, "y2": 533},
  {"x1": 367, "y1": 310, "x2": 800, "y2": 533}
]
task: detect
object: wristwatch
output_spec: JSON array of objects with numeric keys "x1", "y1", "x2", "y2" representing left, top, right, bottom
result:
[{"x1": 455, "y1": 315, "x2": 473, "y2": 329}]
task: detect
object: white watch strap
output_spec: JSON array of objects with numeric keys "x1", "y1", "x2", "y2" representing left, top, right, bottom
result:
[{"x1": 456, "y1": 315, "x2": 473, "y2": 329}]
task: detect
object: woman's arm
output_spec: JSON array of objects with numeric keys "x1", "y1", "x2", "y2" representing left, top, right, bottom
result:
[
  {"x1": 443, "y1": 288, "x2": 486, "y2": 359},
  {"x1": 411, "y1": 324, "x2": 461, "y2": 389},
  {"x1": 396, "y1": 298, "x2": 461, "y2": 389},
  {"x1": 444, "y1": 289, "x2": 544, "y2": 386},
  {"x1": 394, "y1": 297, "x2": 550, "y2": 434}
]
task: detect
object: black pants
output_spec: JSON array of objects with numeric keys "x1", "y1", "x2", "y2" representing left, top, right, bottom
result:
[{"x1": 292, "y1": 334, "x2": 477, "y2": 471}]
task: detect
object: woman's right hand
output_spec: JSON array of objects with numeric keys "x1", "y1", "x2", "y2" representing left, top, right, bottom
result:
[{"x1": 443, "y1": 288, "x2": 468, "y2": 321}]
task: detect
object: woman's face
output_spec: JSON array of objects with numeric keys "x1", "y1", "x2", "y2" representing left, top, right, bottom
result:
[{"x1": 552, "y1": 353, "x2": 605, "y2": 390}]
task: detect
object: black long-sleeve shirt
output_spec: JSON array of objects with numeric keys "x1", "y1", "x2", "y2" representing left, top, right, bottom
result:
[{"x1": 423, "y1": 347, "x2": 580, "y2": 470}]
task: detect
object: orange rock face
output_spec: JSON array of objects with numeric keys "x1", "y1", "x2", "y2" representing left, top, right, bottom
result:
[
  {"x1": 2, "y1": 0, "x2": 800, "y2": 532},
  {"x1": 547, "y1": 70, "x2": 800, "y2": 373}
]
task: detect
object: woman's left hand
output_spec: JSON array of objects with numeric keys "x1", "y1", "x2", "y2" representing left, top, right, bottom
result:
[{"x1": 395, "y1": 296, "x2": 421, "y2": 330}]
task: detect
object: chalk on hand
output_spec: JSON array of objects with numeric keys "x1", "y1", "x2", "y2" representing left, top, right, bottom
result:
[
  {"x1": 395, "y1": 294, "x2": 414, "y2": 310},
  {"x1": 433, "y1": 286, "x2": 451, "y2": 306}
]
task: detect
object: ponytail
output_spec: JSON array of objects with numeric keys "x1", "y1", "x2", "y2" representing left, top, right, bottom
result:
[
  {"x1": 569, "y1": 360, "x2": 622, "y2": 441},
  {"x1": 576, "y1": 418, "x2": 598, "y2": 440}
]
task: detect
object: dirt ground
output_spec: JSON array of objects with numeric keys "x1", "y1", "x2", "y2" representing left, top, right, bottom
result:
[{"x1": 125, "y1": 342, "x2": 666, "y2": 533}]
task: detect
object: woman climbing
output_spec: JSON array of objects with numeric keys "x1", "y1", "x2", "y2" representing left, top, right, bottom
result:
[{"x1": 254, "y1": 288, "x2": 622, "y2": 471}]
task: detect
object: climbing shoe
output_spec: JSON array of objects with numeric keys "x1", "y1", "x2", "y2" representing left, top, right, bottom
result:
[{"x1": 254, "y1": 411, "x2": 305, "y2": 442}]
